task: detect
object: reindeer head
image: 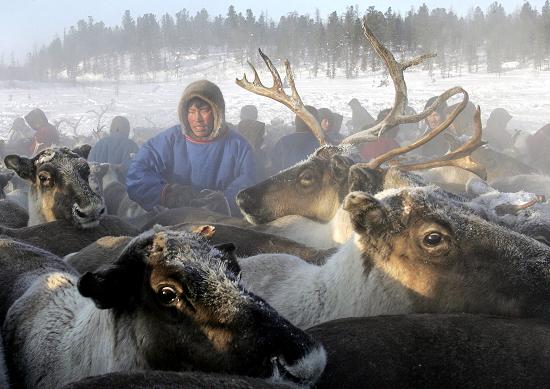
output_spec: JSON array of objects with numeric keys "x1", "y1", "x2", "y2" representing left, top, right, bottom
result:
[
  {"x1": 4, "y1": 147, "x2": 105, "y2": 228},
  {"x1": 344, "y1": 187, "x2": 550, "y2": 320},
  {"x1": 237, "y1": 146, "x2": 355, "y2": 224},
  {"x1": 78, "y1": 229, "x2": 326, "y2": 385}
]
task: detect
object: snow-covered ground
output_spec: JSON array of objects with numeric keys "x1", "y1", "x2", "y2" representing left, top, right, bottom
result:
[{"x1": 0, "y1": 60, "x2": 549, "y2": 140}]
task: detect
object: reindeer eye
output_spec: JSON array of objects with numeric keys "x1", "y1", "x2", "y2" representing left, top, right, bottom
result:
[
  {"x1": 299, "y1": 171, "x2": 315, "y2": 186},
  {"x1": 38, "y1": 172, "x2": 51, "y2": 185},
  {"x1": 158, "y1": 286, "x2": 178, "y2": 305},
  {"x1": 423, "y1": 232, "x2": 442, "y2": 246}
]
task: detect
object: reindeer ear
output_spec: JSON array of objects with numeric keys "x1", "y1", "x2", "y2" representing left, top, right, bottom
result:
[
  {"x1": 4, "y1": 155, "x2": 35, "y2": 181},
  {"x1": 214, "y1": 242, "x2": 240, "y2": 275},
  {"x1": 78, "y1": 233, "x2": 151, "y2": 309},
  {"x1": 330, "y1": 155, "x2": 354, "y2": 183},
  {"x1": 348, "y1": 165, "x2": 383, "y2": 194},
  {"x1": 72, "y1": 144, "x2": 92, "y2": 159}
]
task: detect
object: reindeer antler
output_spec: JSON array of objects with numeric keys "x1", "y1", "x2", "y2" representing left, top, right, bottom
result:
[
  {"x1": 236, "y1": 49, "x2": 327, "y2": 145},
  {"x1": 341, "y1": 17, "x2": 466, "y2": 145},
  {"x1": 396, "y1": 106, "x2": 487, "y2": 179}
]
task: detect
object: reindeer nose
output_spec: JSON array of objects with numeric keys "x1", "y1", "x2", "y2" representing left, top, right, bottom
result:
[
  {"x1": 72, "y1": 203, "x2": 106, "y2": 228},
  {"x1": 236, "y1": 189, "x2": 255, "y2": 210}
]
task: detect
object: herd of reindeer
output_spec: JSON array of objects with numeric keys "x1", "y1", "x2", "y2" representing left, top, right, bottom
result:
[{"x1": 1, "y1": 19, "x2": 550, "y2": 389}]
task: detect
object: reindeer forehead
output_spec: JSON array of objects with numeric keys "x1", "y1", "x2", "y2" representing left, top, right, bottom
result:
[
  {"x1": 35, "y1": 149, "x2": 82, "y2": 167},
  {"x1": 148, "y1": 231, "x2": 223, "y2": 266}
]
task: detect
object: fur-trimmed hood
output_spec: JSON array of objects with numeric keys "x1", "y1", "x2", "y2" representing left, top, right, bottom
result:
[{"x1": 177, "y1": 80, "x2": 226, "y2": 142}]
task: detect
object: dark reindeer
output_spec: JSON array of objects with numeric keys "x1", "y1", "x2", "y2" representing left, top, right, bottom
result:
[
  {"x1": 4, "y1": 147, "x2": 105, "y2": 228},
  {"x1": 1, "y1": 230, "x2": 326, "y2": 388},
  {"x1": 0, "y1": 169, "x2": 28, "y2": 228}
]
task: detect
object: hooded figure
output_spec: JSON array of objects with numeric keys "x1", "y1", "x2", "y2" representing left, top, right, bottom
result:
[
  {"x1": 24, "y1": 108, "x2": 59, "y2": 155},
  {"x1": 126, "y1": 80, "x2": 256, "y2": 216},
  {"x1": 484, "y1": 108, "x2": 514, "y2": 152},
  {"x1": 348, "y1": 98, "x2": 375, "y2": 134},
  {"x1": 88, "y1": 116, "x2": 139, "y2": 170},
  {"x1": 269, "y1": 105, "x2": 321, "y2": 174}
]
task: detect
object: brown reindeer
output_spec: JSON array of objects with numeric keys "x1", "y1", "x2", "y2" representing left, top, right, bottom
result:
[
  {"x1": 4, "y1": 147, "x2": 105, "y2": 228},
  {"x1": 238, "y1": 187, "x2": 550, "y2": 329}
]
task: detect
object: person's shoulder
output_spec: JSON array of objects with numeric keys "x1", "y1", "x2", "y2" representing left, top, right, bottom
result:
[{"x1": 146, "y1": 125, "x2": 182, "y2": 146}]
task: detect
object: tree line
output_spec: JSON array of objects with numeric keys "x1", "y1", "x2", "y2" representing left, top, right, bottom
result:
[{"x1": 2, "y1": 1, "x2": 550, "y2": 81}]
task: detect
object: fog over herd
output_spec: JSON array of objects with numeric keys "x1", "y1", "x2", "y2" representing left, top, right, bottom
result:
[{"x1": 0, "y1": 3, "x2": 549, "y2": 389}]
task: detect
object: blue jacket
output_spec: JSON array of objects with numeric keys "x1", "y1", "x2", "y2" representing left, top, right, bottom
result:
[
  {"x1": 270, "y1": 131, "x2": 320, "y2": 173},
  {"x1": 88, "y1": 134, "x2": 139, "y2": 169},
  {"x1": 126, "y1": 125, "x2": 256, "y2": 215}
]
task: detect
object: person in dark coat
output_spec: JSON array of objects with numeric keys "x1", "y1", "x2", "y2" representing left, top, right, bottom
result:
[
  {"x1": 483, "y1": 108, "x2": 514, "y2": 152},
  {"x1": 318, "y1": 108, "x2": 344, "y2": 144},
  {"x1": 88, "y1": 116, "x2": 139, "y2": 170},
  {"x1": 24, "y1": 108, "x2": 60, "y2": 155},
  {"x1": 236, "y1": 105, "x2": 268, "y2": 180},
  {"x1": 414, "y1": 96, "x2": 450, "y2": 158},
  {"x1": 126, "y1": 80, "x2": 256, "y2": 216},
  {"x1": 269, "y1": 106, "x2": 321, "y2": 174},
  {"x1": 348, "y1": 98, "x2": 376, "y2": 134}
]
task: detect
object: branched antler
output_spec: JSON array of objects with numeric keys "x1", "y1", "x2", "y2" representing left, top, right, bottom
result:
[
  {"x1": 395, "y1": 106, "x2": 487, "y2": 179},
  {"x1": 341, "y1": 17, "x2": 466, "y2": 145},
  {"x1": 236, "y1": 49, "x2": 326, "y2": 145}
]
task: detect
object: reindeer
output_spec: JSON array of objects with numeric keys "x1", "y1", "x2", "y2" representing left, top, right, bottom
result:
[
  {"x1": 0, "y1": 215, "x2": 138, "y2": 257},
  {"x1": 65, "y1": 371, "x2": 285, "y2": 389},
  {"x1": 310, "y1": 315, "x2": 550, "y2": 388},
  {"x1": 1, "y1": 230, "x2": 326, "y2": 388},
  {"x1": 235, "y1": 19, "x2": 483, "y2": 249},
  {"x1": 0, "y1": 169, "x2": 28, "y2": 228},
  {"x1": 65, "y1": 224, "x2": 333, "y2": 275},
  {"x1": 238, "y1": 187, "x2": 550, "y2": 329},
  {"x1": 4, "y1": 147, "x2": 105, "y2": 228}
]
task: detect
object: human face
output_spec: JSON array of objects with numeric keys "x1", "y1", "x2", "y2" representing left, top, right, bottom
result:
[
  {"x1": 187, "y1": 102, "x2": 214, "y2": 138},
  {"x1": 321, "y1": 118, "x2": 331, "y2": 132},
  {"x1": 426, "y1": 112, "x2": 441, "y2": 130}
]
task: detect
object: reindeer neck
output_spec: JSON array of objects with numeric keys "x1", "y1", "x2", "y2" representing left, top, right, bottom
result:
[
  {"x1": 27, "y1": 187, "x2": 48, "y2": 226},
  {"x1": 312, "y1": 236, "x2": 413, "y2": 322},
  {"x1": 12, "y1": 272, "x2": 146, "y2": 387},
  {"x1": 327, "y1": 206, "x2": 354, "y2": 245}
]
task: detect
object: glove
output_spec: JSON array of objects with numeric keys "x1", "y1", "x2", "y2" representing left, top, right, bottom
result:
[
  {"x1": 160, "y1": 184, "x2": 197, "y2": 209},
  {"x1": 189, "y1": 189, "x2": 231, "y2": 215}
]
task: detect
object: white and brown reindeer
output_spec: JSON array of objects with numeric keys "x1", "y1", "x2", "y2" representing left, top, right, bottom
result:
[
  {"x1": 1, "y1": 229, "x2": 326, "y2": 388},
  {"x1": 238, "y1": 187, "x2": 550, "y2": 329},
  {"x1": 4, "y1": 146, "x2": 105, "y2": 228}
]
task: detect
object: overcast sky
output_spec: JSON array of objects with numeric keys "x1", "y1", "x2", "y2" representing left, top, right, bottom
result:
[{"x1": 0, "y1": 0, "x2": 545, "y2": 62}]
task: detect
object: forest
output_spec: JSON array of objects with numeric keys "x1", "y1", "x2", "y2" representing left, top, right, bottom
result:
[{"x1": 2, "y1": 1, "x2": 550, "y2": 81}]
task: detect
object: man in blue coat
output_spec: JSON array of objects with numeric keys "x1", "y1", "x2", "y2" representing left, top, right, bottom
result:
[
  {"x1": 126, "y1": 80, "x2": 256, "y2": 216},
  {"x1": 269, "y1": 105, "x2": 321, "y2": 174},
  {"x1": 89, "y1": 116, "x2": 139, "y2": 170}
]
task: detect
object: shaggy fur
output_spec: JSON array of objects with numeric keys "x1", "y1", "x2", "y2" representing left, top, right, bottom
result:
[
  {"x1": 63, "y1": 370, "x2": 285, "y2": 389},
  {"x1": 309, "y1": 315, "x2": 550, "y2": 388}
]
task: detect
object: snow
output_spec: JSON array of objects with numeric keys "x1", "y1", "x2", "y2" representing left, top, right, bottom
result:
[{"x1": 0, "y1": 59, "x2": 549, "y2": 140}]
